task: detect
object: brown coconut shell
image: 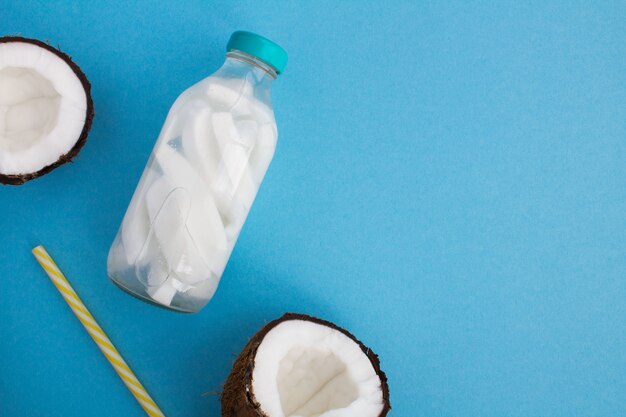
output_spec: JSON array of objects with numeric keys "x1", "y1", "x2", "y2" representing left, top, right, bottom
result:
[
  {"x1": 0, "y1": 36, "x2": 94, "y2": 185},
  {"x1": 221, "y1": 312, "x2": 391, "y2": 417}
]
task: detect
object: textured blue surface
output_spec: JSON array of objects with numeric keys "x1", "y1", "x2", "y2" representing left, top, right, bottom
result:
[{"x1": 1, "y1": 1, "x2": 625, "y2": 416}]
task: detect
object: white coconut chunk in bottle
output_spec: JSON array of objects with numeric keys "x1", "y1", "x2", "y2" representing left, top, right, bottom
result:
[
  {"x1": 205, "y1": 76, "x2": 254, "y2": 110},
  {"x1": 120, "y1": 167, "x2": 161, "y2": 265},
  {"x1": 180, "y1": 104, "x2": 221, "y2": 181},
  {"x1": 144, "y1": 176, "x2": 189, "y2": 273},
  {"x1": 147, "y1": 277, "x2": 177, "y2": 306},
  {"x1": 0, "y1": 37, "x2": 93, "y2": 184},
  {"x1": 145, "y1": 259, "x2": 177, "y2": 306},
  {"x1": 248, "y1": 122, "x2": 278, "y2": 183},
  {"x1": 155, "y1": 146, "x2": 227, "y2": 249},
  {"x1": 211, "y1": 112, "x2": 255, "y2": 195},
  {"x1": 144, "y1": 172, "x2": 211, "y2": 285},
  {"x1": 213, "y1": 117, "x2": 261, "y2": 226},
  {"x1": 143, "y1": 177, "x2": 211, "y2": 303},
  {"x1": 222, "y1": 168, "x2": 259, "y2": 242}
]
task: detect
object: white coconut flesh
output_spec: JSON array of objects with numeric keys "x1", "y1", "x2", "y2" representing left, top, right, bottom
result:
[
  {"x1": 252, "y1": 320, "x2": 385, "y2": 417},
  {"x1": 0, "y1": 41, "x2": 88, "y2": 176}
]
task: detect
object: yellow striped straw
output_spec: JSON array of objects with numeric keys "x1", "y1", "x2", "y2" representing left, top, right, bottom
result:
[{"x1": 32, "y1": 245, "x2": 166, "y2": 417}]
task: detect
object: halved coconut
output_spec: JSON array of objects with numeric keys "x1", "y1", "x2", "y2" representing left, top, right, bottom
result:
[
  {"x1": 0, "y1": 36, "x2": 94, "y2": 185},
  {"x1": 222, "y1": 313, "x2": 390, "y2": 417}
]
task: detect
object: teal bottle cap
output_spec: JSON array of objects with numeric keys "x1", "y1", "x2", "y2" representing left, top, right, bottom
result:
[{"x1": 227, "y1": 31, "x2": 288, "y2": 74}]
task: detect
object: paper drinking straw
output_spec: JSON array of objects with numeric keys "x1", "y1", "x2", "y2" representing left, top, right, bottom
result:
[{"x1": 32, "y1": 245, "x2": 166, "y2": 417}]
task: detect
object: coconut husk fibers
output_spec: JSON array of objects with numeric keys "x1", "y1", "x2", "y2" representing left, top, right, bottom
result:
[
  {"x1": 0, "y1": 36, "x2": 94, "y2": 185},
  {"x1": 221, "y1": 312, "x2": 391, "y2": 417}
]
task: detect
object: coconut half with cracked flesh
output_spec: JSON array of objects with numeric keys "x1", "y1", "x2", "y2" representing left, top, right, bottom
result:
[
  {"x1": 0, "y1": 36, "x2": 94, "y2": 185},
  {"x1": 222, "y1": 313, "x2": 391, "y2": 417}
]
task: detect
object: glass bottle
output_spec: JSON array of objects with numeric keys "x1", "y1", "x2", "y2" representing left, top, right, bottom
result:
[{"x1": 107, "y1": 31, "x2": 287, "y2": 313}]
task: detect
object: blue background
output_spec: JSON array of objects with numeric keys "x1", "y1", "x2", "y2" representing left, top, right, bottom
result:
[{"x1": 1, "y1": 1, "x2": 625, "y2": 416}]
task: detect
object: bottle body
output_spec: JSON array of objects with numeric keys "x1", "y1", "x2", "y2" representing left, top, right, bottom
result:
[{"x1": 107, "y1": 55, "x2": 278, "y2": 312}]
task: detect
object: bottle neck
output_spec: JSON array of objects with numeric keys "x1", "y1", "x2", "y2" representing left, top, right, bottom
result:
[
  {"x1": 222, "y1": 50, "x2": 277, "y2": 84},
  {"x1": 212, "y1": 51, "x2": 275, "y2": 109}
]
